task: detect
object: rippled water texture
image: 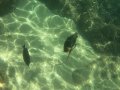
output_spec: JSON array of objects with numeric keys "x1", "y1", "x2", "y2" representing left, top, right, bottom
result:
[{"x1": 0, "y1": 0, "x2": 120, "y2": 90}]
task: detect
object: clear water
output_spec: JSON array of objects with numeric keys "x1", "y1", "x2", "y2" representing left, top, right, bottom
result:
[{"x1": 0, "y1": 0, "x2": 120, "y2": 90}]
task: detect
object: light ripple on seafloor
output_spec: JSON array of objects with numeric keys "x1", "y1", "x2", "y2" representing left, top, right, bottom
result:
[{"x1": 1, "y1": 0, "x2": 119, "y2": 90}]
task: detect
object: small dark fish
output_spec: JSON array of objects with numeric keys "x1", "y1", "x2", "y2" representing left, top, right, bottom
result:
[
  {"x1": 22, "y1": 45, "x2": 30, "y2": 66},
  {"x1": 64, "y1": 32, "x2": 78, "y2": 59}
]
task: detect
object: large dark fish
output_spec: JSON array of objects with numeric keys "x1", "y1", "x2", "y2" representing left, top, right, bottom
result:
[
  {"x1": 22, "y1": 45, "x2": 30, "y2": 66},
  {"x1": 64, "y1": 32, "x2": 78, "y2": 60}
]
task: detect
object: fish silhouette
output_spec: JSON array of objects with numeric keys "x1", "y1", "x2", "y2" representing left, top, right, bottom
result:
[
  {"x1": 22, "y1": 45, "x2": 30, "y2": 66},
  {"x1": 64, "y1": 32, "x2": 78, "y2": 60}
]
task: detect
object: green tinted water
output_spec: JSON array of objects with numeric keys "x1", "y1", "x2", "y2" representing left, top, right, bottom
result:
[{"x1": 0, "y1": 0, "x2": 120, "y2": 90}]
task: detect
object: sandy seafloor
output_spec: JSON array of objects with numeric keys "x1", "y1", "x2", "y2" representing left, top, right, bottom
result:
[{"x1": 0, "y1": 0, "x2": 120, "y2": 90}]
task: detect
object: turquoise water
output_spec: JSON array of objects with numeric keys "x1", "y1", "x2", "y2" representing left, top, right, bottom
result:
[{"x1": 0, "y1": 0, "x2": 120, "y2": 90}]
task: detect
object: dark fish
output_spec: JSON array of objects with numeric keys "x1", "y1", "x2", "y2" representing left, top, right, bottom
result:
[
  {"x1": 22, "y1": 45, "x2": 30, "y2": 66},
  {"x1": 64, "y1": 32, "x2": 78, "y2": 59}
]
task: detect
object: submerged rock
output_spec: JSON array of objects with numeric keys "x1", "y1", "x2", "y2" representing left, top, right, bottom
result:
[
  {"x1": 72, "y1": 68, "x2": 90, "y2": 85},
  {"x1": 39, "y1": 0, "x2": 120, "y2": 56},
  {"x1": 0, "y1": 0, "x2": 17, "y2": 16}
]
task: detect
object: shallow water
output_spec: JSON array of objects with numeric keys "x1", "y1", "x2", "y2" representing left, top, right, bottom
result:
[{"x1": 0, "y1": 0, "x2": 120, "y2": 90}]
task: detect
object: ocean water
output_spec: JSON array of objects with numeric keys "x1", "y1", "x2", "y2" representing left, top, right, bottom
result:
[{"x1": 0, "y1": 0, "x2": 120, "y2": 90}]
